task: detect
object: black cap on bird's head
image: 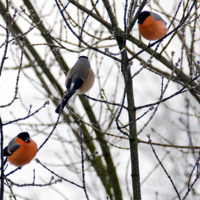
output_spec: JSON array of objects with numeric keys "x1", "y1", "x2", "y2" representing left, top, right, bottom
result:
[
  {"x1": 18, "y1": 132, "x2": 30, "y2": 143},
  {"x1": 138, "y1": 11, "x2": 150, "y2": 24},
  {"x1": 79, "y1": 56, "x2": 88, "y2": 59}
]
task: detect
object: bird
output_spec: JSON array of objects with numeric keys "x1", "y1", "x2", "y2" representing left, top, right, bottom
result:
[
  {"x1": 138, "y1": 11, "x2": 168, "y2": 41},
  {"x1": 55, "y1": 56, "x2": 95, "y2": 114},
  {"x1": 3, "y1": 132, "x2": 38, "y2": 167}
]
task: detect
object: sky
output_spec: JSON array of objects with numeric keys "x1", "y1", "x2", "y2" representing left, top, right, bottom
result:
[{"x1": 0, "y1": 0, "x2": 200, "y2": 200}]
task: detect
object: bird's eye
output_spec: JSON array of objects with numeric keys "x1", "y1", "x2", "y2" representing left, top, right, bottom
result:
[{"x1": 25, "y1": 138, "x2": 31, "y2": 143}]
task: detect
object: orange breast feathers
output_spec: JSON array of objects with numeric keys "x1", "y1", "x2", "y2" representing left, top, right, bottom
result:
[
  {"x1": 138, "y1": 12, "x2": 168, "y2": 41},
  {"x1": 8, "y1": 137, "x2": 38, "y2": 167}
]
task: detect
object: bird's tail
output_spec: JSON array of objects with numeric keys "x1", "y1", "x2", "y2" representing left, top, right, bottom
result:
[
  {"x1": 55, "y1": 98, "x2": 69, "y2": 114},
  {"x1": 55, "y1": 89, "x2": 76, "y2": 114}
]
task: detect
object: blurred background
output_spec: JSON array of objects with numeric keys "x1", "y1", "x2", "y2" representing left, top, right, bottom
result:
[{"x1": 0, "y1": 0, "x2": 200, "y2": 199}]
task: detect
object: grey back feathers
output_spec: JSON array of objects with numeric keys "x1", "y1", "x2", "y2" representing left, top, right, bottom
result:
[
  {"x1": 69, "y1": 56, "x2": 91, "y2": 81},
  {"x1": 151, "y1": 12, "x2": 167, "y2": 25},
  {"x1": 4, "y1": 137, "x2": 20, "y2": 156}
]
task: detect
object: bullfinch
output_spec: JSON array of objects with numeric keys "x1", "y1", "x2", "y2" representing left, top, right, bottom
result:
[
  {"x1": 138, "y1": 11, "x2": 168, "y2": 41},
  {"x1": 55, "y1": 56, "x2": 95, "y2": 114},
  {"x1": 3, "y1": 132, "x2": 38, "y2": 167}
]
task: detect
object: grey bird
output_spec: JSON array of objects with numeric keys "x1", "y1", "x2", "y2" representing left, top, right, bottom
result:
[{"x1": 55, "y1": 56, "x2": 95, "y2": 114}]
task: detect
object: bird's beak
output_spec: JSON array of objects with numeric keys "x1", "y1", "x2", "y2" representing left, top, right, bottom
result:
[{"x1": 25, "y1": 137, "x2": 31, "y2": 143}]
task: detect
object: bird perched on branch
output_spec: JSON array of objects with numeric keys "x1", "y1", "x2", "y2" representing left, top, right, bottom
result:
[
  {"x1": 3, "y1": 132, "x2": 37, "y2": 167},
  {"x1": 55, "y1": 56, "x2": 95, "y2": 114},
  {"x1": 138, "y1": 11, "x2": 168, "y2": 41}
]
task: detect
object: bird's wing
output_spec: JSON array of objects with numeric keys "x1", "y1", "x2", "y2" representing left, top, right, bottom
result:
[
  {"x1": 4, "y1": 137, "x2": 21, "y2": 156},
  {"x1": 8, "y1": 144, "x2": 20, "y2": 154},
  {"x1": 73, "y1": 78, "x2": 84, "y2": 90},
  {"x1": 151, "y1": 12, "x2": 167, "y2": 25},
  {"x1": 66, "y1": 76, "x2": 84, "y2": 92},
  {"x1": 4, "y1": 144, "x2": 20, "y2": 156}
]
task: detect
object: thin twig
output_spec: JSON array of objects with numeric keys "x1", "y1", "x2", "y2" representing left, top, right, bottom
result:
[
  {"x1": 147, "y1": 134, "x2": 181, "y2": 200},
  {"x1": 84, "y1": 94, "x2": 129, "y2": 110},
  {"x1": 5, "y1": 177, "x2": 62, "y2": 187},
  {"x1": 135, "y1": 75, "x2": 200, "y2": 110},
  {"x1": 0, "y1": 117, "x2": 4, "y2": 200},
  {"x1": 121, "y1": 106, "x2": 154, "y2": 129},
  {"x1": 0, "y1": 0, "x2": 9, "y2": 76},
  {"x1": 38, "y1": 111, "x2": 61, "y2": 151},
  {"x1": 35, "y1": 159, "x2": 83, "y2": 189},
  {"x1": 3, "y1": 101, "x2": 50, "y2": 126},
  {"x1": 54, "y1": 0, "x2": 121, "y2": 62},
  {"x1": 79, "y1": 0, "x2": 99, "y2": 48},
  {"x1": 126, "y1": 0, "x2": 148, "y2": 34},
  {"x1": 79, "y1": 119, "x2": 90, "y2": 200},
  {"x1": 5, "y1": 179, "x2": 17, "y2": 200},
  {"x1": 182, "y1": 153, "x2": 200, "y2": 200},
  {"x1": 5, "y1": 167, "x2": 21, "y2": 177},
  {"x1": 0, "y1": 36, "x2": 25, "y2": 108}
]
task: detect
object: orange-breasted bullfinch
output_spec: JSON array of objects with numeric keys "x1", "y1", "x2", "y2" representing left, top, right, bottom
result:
[
  {"x1": 138, "y1": 11, "x2": 168, "y2": 41},
  {"x1": 3, "y1": 132, "x2": 38, "y2": 167},
  {"x1": 55, "y1": 56, "x2": 95, "y2": 114}
]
